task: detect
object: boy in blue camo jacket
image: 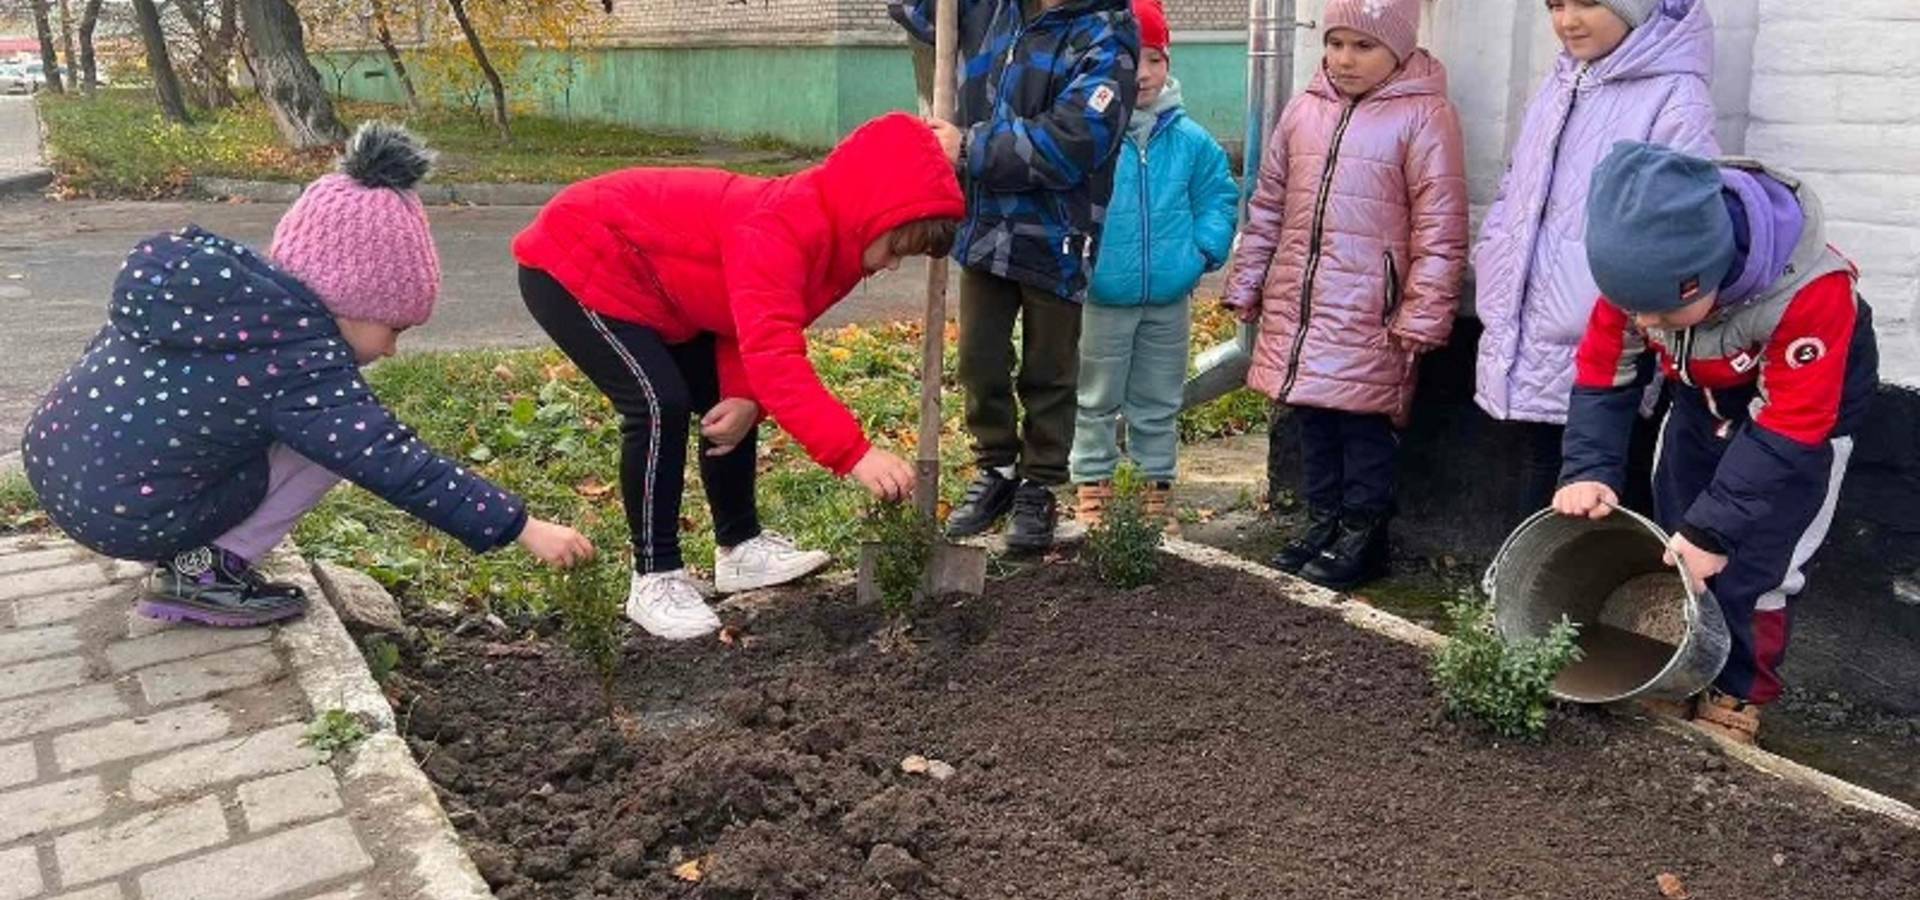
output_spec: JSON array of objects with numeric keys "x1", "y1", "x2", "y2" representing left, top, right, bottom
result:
[{"x1": 890, "y1": 0, "x2": 1140, "y2": 552}]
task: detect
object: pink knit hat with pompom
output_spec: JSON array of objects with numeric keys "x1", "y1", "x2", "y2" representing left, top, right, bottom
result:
[{"x1": 269, "y1": 122, "x2": 441, "y2": 329}]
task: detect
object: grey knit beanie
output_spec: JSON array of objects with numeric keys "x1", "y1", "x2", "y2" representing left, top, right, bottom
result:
[
  {"x1": 1585, "y1": 142, "x2": 1736, "y2": 314},
  {"x1": 1600, "y1": 0, "x2": 1659, "y2": 28}
]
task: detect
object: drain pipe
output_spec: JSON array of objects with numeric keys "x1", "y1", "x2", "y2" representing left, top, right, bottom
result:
[{"x1": 1183, "y1": 0, "x2": 1298, "y2": 409}]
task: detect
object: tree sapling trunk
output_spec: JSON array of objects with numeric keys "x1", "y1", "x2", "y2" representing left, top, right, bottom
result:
[
  {"x1": 445, "y1": 0, "x2": 510, "y2": 141},
  {"x1": 30, "y1": 0, "x2": 65, "y2": 94},
  {"x1": 239, "y1": 0, "x2": 349, "y2": 149},
  {"x1": 130, "y1": 0, "x2": 192, "y2": 123}
]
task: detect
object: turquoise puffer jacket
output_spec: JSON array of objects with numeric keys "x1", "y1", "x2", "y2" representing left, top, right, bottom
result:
[{"x1": 1089, "y1": 83, "x2": 1239, "y2": 307}]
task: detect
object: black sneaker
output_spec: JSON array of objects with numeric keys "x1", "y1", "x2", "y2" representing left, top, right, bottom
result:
[
  {"x1": 1299, "y1": 513, "x2": 1390, "y2": 591},
  {"x1": 1003, "y1": 481, "x2": 1059, "y2": 553},
  {"x1": 946, "y1": 469, "x2": 1019, "y2": 538},
  {"x1": 1272, "y1": 506, "x2": 1341, "y2": 574},
  {"x1": 138, "y1": 546, "x2": 309, "y2": 627}
]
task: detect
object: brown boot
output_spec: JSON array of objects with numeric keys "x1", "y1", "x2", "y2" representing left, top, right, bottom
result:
[
  {"x1": 1691, "y1": 689, "x2": 1761, "y2": 745},
  {"x1": 1076, "y1": 482, "x2": 1113, "y2": 528},
  {"x1": 1143, "y1": 482, "x2": 1179, "y2": 536}
]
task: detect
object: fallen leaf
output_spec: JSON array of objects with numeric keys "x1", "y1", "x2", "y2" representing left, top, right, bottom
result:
[
  {"x1": 717, "y1": 625, "x2": 742, "y2": 647},
  {"x1": 900, "y1": 754, "x2": 931, "y2": 775},
  {"x1": 672, "y1": 857, "x2": 706, "y2": 883},
  {"x1": 1656, "y1": 872, "x2": 1690, "y2": 899},
  {"x1": 1771, "y1": 853, "x2": 1787, "y2": 867},
  {"x1": 574, "y1": 477, "x2": 614, "y2": 500},
  {"x1": 491, "y1": 363, "x2": 515, "y2": 382},
  {"x1": 480, "y1": 642, "x2": 544, "y2": 659}
]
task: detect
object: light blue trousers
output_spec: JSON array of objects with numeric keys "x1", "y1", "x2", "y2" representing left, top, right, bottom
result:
[{"x1": 1069, "y1": 299, "x2": 1191, "y2": 484}]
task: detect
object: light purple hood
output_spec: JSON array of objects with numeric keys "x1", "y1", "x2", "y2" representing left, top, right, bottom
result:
[{"x1": 1471, "y1": 0, "x2": 1721, "y2": 424}]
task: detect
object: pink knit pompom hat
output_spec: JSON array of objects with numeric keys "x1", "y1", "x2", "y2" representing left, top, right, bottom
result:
[
  {"x1": 268, "y1": 122, "x2": 441, "y2": 329},
  {"x1": 1323, "y1": 0, "x2": 1424, "y2": 62}
]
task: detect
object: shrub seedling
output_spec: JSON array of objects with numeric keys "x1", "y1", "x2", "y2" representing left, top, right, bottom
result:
[
  {"x1": 1431, "y1": 599, "x2": 1582, "y2": 740},
  {"x1": 1085, "y1": 465, "x2": 1162, "y2": 589},
  {"x1": 548, "y1": 561, "x2": 627, "y2": 717},
  {"x1": 861, "y1": 500, "x2": 938, "y2": 619}
]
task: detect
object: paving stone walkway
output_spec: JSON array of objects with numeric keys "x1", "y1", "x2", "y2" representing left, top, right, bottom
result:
[{"x1": 0, "y1": 533, "x2": 490, "y2": 900}]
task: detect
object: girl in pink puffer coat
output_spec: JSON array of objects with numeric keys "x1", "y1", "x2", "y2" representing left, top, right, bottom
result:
[{"x1": 1223, "y1": 0, "x2": 1467, "y2": 590}]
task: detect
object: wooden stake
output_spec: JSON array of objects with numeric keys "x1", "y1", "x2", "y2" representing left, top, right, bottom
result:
[{"x1": 915, "y1": 0, "x2": 959, "y2": 522}]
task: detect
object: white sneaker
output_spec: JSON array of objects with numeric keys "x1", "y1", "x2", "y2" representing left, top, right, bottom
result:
[
  {"x1": 626, "y1": 570, "x2": 721, "y2": 640},
  {"x1": 714, "y1": 532, "x2": 832, "y2": 594}
]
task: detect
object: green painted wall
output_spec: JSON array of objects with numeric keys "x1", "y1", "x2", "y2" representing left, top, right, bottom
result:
[{"x1": 320, "y1": 39, "x2": 1249, "y2": 151}]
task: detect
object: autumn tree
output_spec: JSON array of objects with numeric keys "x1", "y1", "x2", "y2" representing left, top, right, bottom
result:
[
  {"x1": 241, "y1": 0, "x2": 349, "y2": 148},
  {"x1": 29, "y1": 0, "x2": 64, "y2": 93},
  {"x1": 130, "y1": 0, "x2": 192, "y2": 122}
]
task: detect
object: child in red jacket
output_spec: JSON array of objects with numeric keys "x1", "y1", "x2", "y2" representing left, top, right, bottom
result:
[{"x1": 513, "y1": 113, "x2": 965, "y2": 641}]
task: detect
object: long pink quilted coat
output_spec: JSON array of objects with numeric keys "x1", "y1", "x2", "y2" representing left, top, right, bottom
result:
[{"x1": 1224, "y1": 50, "x2": 1468, "y2": 427}]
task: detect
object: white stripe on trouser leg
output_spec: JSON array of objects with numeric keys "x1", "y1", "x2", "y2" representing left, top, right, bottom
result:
[
  {"x1": 585, "y1": 310, "x2": 665, "y2": 568},
  {"x1": 1755, "y1": 436, "x2": 1853, "y2": 612}
]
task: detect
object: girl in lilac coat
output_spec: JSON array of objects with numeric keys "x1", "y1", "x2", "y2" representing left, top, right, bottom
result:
[
  {"x1": 1224, "y1": 0, "x2": 1468, "y2": 591},
  {"x1": 1472, "y1": 0, "x2": 1720, "y2": 507}
]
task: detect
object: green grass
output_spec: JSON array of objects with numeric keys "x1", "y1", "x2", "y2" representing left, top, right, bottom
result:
[
  {"x1": 0, "y1": 474, "x2": 46, "y2": 535},
  {"x1": 37, "y1": 90, "x2": 816, "y2": 199},
  {"x1": 295, "y1": 308, "x2": 1266, "y2": 621}
]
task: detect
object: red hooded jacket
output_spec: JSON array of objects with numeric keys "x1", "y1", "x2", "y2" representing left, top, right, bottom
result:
[{"x1": 512, "y1": 114, "x2": 965, "y2": 475}]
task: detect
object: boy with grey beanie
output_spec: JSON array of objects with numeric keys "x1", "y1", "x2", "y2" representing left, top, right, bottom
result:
[{"x1": 1554, "y1": 142, "x2": 1880, "y2": 745}]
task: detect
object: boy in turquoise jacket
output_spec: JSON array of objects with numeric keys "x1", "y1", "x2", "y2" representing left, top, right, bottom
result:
[{"x1": 1070, "y1": 0, "x2": 1238, "y2": 527}]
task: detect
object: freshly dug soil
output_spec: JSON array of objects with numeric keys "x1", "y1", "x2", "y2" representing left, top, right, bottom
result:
[{"x1": 390, "y1": 559, "x2": 1920, "y2": 899}]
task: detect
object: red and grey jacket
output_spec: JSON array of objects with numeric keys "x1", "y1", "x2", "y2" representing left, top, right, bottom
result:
[{"x1": 1562, "y1": 163, "x2": 1879, "y2": 555}]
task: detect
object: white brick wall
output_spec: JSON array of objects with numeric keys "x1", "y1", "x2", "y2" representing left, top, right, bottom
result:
[{"x1": 1748, "y1": 0, "x2": 1920, "y2": 385}]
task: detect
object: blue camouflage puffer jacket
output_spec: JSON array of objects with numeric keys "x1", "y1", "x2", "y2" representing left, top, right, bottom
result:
[
  {"x1": 20, "y1": 227, "x2": 528, "y2": 561},
  {"x1": 890, "y1": 0, "x2": 1140, "y2": 300}
]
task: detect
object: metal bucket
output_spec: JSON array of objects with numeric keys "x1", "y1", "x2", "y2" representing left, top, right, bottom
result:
[{"x1": 1483, "y1": 508, "x2": 1731, "y2": 704}]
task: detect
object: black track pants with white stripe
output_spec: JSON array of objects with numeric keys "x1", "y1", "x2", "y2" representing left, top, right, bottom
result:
[{"x1": 519, "y1": 267, "x2": 762, "y2": 574}]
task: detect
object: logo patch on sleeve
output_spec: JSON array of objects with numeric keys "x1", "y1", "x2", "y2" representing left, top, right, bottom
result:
[
  {"x1": 1088, "y1": 85, "x2": 1116, "y2": 114},
  {"x1": 1786, "y1": 336, "x2": 1827, "y2": 369}
]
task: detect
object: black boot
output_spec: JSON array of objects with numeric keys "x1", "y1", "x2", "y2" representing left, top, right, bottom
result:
[
  {"x1": 1003, "y1": 481, "x2": 1059, "y2": 553},
  {"x1": 1299, "y1": 513, "x2": 1389, "y2": 591},
  {"x1": 1272, "y1": 506, "x2": 1341, "y2": 574},
  {"x1": 946, "y1": 469, "x2": 1019, "y2": 538},
  {"x1": 138, "y1": 546, "x2": 308, "y2": 627}
]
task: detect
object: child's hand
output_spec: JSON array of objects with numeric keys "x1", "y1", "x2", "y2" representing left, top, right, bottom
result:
[
  {"x1": 701, "y1": 399, "x2": 760, "y2": 456},
  {"x1": 1390, "y1": 333, "x2": 1438, "y2": 354},
  {"x1": 1664, "y1": 533, "x2": 1728, "y2": 593},
  {"x1": 925, "y1": 117, "x2": 963, "y2": 165},
  {"x1": 1229, "y1": 300, "x2": 1260, "y2": 324},
  {"x1": 1552, "y1": 481, "x2": 1617, "y2": 519},
  {"x1": 518, "y1": 517, "x2": 596, "y2": 568},
  {"x1": 852, "y1": 448, "x2": 916, "y2": 503}
]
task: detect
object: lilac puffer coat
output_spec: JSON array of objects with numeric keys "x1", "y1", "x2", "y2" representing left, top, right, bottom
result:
[
  {"x1": 1224, "y1": 51, "x2": 1468, "y2": 427},
  {"x1": 1472, "y1": 0, "x2": 1719, "y2": 424}
]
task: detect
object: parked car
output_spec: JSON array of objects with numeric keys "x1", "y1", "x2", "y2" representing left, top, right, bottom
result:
[{"x1": 0, "y1": 64, "x2": 28, "y2": 95}]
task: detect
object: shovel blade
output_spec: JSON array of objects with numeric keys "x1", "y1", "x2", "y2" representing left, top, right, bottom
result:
[{"x1": 856, "y1": 541, "x2": 988, "y2": 605}]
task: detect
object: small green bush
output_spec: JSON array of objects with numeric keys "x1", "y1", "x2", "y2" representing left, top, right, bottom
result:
[
  {"x1": 1431, "y1": 599, "x2": 1582, "y2": 740},
  {"x1": 1084, "y1": 466, "x2": 1162, "y2": 589},
  {"x1": 548, "y1": 562, "x2": 627, "y2": 715},
  {"x1": 0, "y1": 475, "x2": 44, "y2": 534},
  {"x1": 861, "y1": 501, "x2": 937, "y2": 619}
]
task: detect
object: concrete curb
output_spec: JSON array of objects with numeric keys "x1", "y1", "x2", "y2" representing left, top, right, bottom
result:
[
  {"x1": 0, "y1": 168, "x2": 52, "y2": 198},
  {"x1": 193, "y1": 176, "x2": 565, "y2": 207},
  {"x1": 1159, "y1": 537, "x2": 1920, "y2": 832},
  {"x1": 265, "y1": 549, "x2": 496, "y2": 899}
]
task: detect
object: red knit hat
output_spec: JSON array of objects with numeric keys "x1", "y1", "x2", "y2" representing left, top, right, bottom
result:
[{"x1": 1134, "y1": 0, "x2": 1169, "y2": 53}]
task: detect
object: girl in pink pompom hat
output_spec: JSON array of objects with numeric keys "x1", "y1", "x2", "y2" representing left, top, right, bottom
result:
[{"x1": 21, "y1": 122, "x2": 594, "y2": 629}]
